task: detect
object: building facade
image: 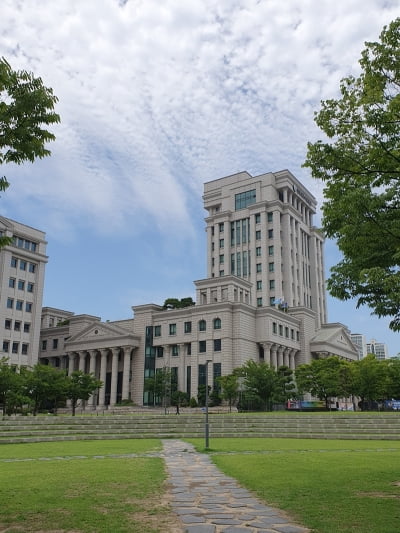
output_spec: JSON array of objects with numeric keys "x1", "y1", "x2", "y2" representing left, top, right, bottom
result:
[
  {"x1": 38, "y1": 170, "x2": 358, "y2": 408},
  {"x1": 366, "y1": 339, "x2": 389, "y2": 360},
  {"x1": 0, "y1": 216, "x2": 47, "y2": 367}
]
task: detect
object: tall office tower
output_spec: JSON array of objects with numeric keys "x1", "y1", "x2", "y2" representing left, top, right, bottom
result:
[
  {"x1": 203, "y1": 170, "x2": 327, "y2": 328},
  {"x1": 350, "y1": 333, "x2": 367, "y2": 360},
  {"x1": 366, "y1": 339, "x2": 389, "y2": 360},
  {"x1": 0, "y1": 217, "x2": 48, "y2": 367}
]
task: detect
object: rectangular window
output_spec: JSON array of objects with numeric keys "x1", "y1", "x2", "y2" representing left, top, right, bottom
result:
[
  {"x1": 9, "y1": 278, "x2": 15, "y2": 288},
  {"x1": 172, "y1": 345, "x2": 178, "y2": 356},
  {"x1": 242, "y1": 219, "x2": 247, "y2": 244},
  {"x1": 29, "y1": 263, "x2": 36, "y2": 273},
  {"x1": 257, "y1": 297, "x2": 263, "y2": 307},
  {"x1": 243, "y1": 251, "x2": 248, "y2": 276},
  {"x1": 24, "y1": 323, "x2": 30, "y2": 333},
  {"x1": 219, "y1": 254, "x2": 224, "y2": 264},
  {"x1": 16, "y1": 300, "x2": 23, "y2": 311},
  {"x1": 269, "y1": 262, "x2": 274, "y2": 272},
  {"x1": 255, "y1": 213, "x2": 261, "y2": 224},
  {"x1": 21, "y1": 343, "x2": 28, "y2": 355},
  {"x1": 235, "y1": 221, "x2": 241, "y2": 245},
  {"x1": 256, "y1": 247, "x2": 261, "y2": 256},
  {"x1": 199, "y1": 340, "x2": 206, "y2": 353},
  {"x1": 268, "y1": 245, "x2": 274, "y2": 256},
  {"x1": 20, "y1": 260, "x2": 27, "y2": 271},
  {"x1": 5, "y1": 319, "x2": 11, "y2": 329},
  {"x1": 199, "y1": 320, "x2": 206, "y2": 332},
  {"x1": 236, "y1": 252, "x2": 241, "y2": 276},
  {"x1": 291, "y1": 329, "x2": 295, "y2": 340},
  {"x1": 272, "y1": 321, "x2": 277, "y2": 334},
  {"x1": 256, "y1": 280, "x2": 262, "y2": 290},
  {"x1": 211, "y1": 226, "x2": 215, "y2": 236},
  {"x1": 214, "y1": 339, "x2": 221, "y2": 351},
  {"x1": 231, "y1": 254, "x2": 235, "y2": 275},
  {"x1": 156, "y1": 346, "x2": 164, "y2": 358},
  {"x1": 11, "y1": 257, "x2": 17, "y2": 268},
  {"x1": 256, "y1": 230, "x2": 261, "y2": 240},
  {"x1": 268, "y1": 229, "x2": 273, "y2": 239},
  {"x1": 169, "y1": 323, "x2": 176, "y2": 335},
  {"x1": 184, "y1": 321, "x2": 192, "y2": 333},
  {"x1": 256, "y1": 263, "x2": 262, "y2": 273},
  {"x1": 18, "y1": 280, "x2": 25, "y2": 290},
  {"x1": 235, "y1": 189, "x2": 256, "y2": 210},
  {"x1": 27, "y1": 282, "x2": 34, "y2": 293},
  {"x1": 154, "y1": 325, "x2": 161, "y2": 337},
  {"x1": 219, "y1": 270, "x2": 224, "y2": 276},
  {"x1": 186, "y1": 342, "x2": 192, "y2": 355},
  {"x1": 12, "y1": 342, "x2": 19, "y2": 354},
  {"x1": 267, "y1": 212, "x2": 273, "y2": 222},
  {"x1": 52, "y1": 339, "x2": 58, "y2": 349},
  {"x1": 42, "y1": 340, "x2": 47, "y2": 350},
  {"x1": 269, "y1": 280, "x2": 275, "y2": 289},
  {"x1": 14, "y1": 321, "x2": 21, "y2": 331},
  {"x1": 230, "y1": 223, "x2": 235, "y2": 246},
  {"x1": 211, "y1": 242, "x2": 214, "y2": 251},
  {"x1": 285, "y1": 326, "x2": 289, "y2": 338},
  {"x1": 219, "y1": 222, "x2": 224, "y2": 232},
  {"x1": 7, "y1": 298, "x2": 13, "y2": 309},
  {"x1": 279, "y1": 325, "x2": 283, "y2": 336},
  {"x1": 219, "y1": 238, "x2": 224, "y2": 248},
  {"x1": 3, "y1": 341, "x2": 9, "y2": 352},
  {"x1": 25, "y1": 302, "x2": 32, "y2": 313},
  {"x1": 270, "y1": 297, "x2": 275, "y2": 306}
]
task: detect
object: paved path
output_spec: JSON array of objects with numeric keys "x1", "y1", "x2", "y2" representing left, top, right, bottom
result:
[{"x1": 162, "y1": 440, "x2": 310, "y2": 533}]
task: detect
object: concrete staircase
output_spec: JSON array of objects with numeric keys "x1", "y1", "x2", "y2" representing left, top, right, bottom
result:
[{"x1": 1, "y1": 412, "x2": 400, "y2": 443}]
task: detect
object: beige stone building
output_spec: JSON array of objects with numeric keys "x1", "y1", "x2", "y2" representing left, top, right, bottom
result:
[
  {"x1": 0, "y1": 216, "x2": 47, "y2": 367},
  {"x1": 38, "y1": 170, "x2": 357, "y2": 408}
]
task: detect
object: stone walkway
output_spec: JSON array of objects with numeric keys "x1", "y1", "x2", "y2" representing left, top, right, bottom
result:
[{"x1": 162, "y1": 440, "x2": 310, "y2": 533}]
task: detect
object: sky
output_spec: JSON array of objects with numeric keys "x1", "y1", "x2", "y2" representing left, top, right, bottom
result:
[{"x1": 1, "y1": 0, "x2": 399, "y2": 356}]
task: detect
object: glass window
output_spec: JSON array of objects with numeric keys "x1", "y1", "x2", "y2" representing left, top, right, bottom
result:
[
  {"x1": 270, "y1": 297, "x2": 275, "y2": 306},
  {"x1": 184, "y1": 321, "x2": 192, "y2": 333},
  {"x1": 267, "y1": 212, "x2": 273, "y2": 222},
  {"x1": 236, "y1": 252, "x2": 241, "y2": 276},
  {"x1": 219, "y1": 270, "x2": 224, "y2": 276},
  {"x1": 255, "y1": 213, "x2": 261, "y2": 224},
  {"x1": 27, "y1": 282, "x2": 34, "y2": 293},
  {"x1": 199, "y1": 320, "x2": 206, "y2": 332},
  {"x1": 291, "y1": 329, "x2": 295, "y2": 340},
  {"x1": 219, "y1": 239, "x2": 224, "y2": 248},
  {"x1": 256, "y1": 263, "x2": 262, "y2": 273},
  {"x1": 16, "y1": 300, "x2": 23, "y2": 311},
  {"x1": 4, "y1": 319, "x2": 11, "y2": 329},
  {"x1": 9, "y1": 278, "x2": 15, "y2": 288},
  {"x1": 214, "y1": 339, "x2": 221, "y2": 351},
  {"x1": 256, "y1": 280, "x2": 262, "y2": 290},
  {"x1": 172, "y1": 345, "x2": 179, "y2": 356},
  {"x1": 25, "y1": 302, "x2": 32, "y2": 313},
  {"x1": 12, "y1": 342, "x2": 19, "y2": 354},
  {"x1": 14, "y1": 321, "x2": 21, "y2": 331},
  {"x1": 186, "y1": 343, "x2": 191, "y2": 355},
  {"x1": 285, "y1": 327, "x2": 289, "y2": 338},
  {"x1": 20, "y1": 260, "x2": 27, "y2": 271},
  {"x1": 268, "y1": 229, "x2": 273, "y2": 239},
  {"x1": 279, "y1": 325, "x2": 283, "y2": 336},
  {"x1": 42, "y1": 340, "x2": 47, "y2": 350},
  {"x1": 256, "y1": 230, "x2": 261, "y2": 240},
  {"x1": 18, "y1": 280, "x2": 25, "y2": 290},
  {"x1": 7, "y1": 298, "x2": 13, "y2": 309},
  {"x1": 213, "y1": 318, "x2": 221, "y2": 329},
  {"x1": 235, "y1": 189, "x2": 256, "y2": 210},
  {"x1": 211, "y1": 226, "x2": 215, "y2": 236},
  {"x1": 156, "y1": 346, "x2": 164, "y2": 358},
  {"x1": 257, "y1": 297, "x2": 263, "y2": 307},
  {"x1": 272, "y1": 322, "x2": 277, "y2": 334},
  {"x1": 154, "y1": 325, "x2": 161, "y2": 337},
  {"x1": 269, "y1": 262, "x2": 274, "y2": 272},
  {"x1": 3, "y1": 341, "x2": 9, "y2": 352},
  {"x1": 269, "y1": 280, "x2": 275, "y2": 289},
  {"x1": 268, "y1": 245, "x2": 274, "y2": 256},
  {"x1": 11, "y1": 257, "x2": 17, "y2": 268},
  {"x1": 24, "y1": 323, "x2": 30, "y2": 333},
  {"x1": 29, "y1": 263, "x2": 36, "y2": 273},
  {"x1": 52, "y1": 339, "x2": 58, "y2": 349},
  {"x1": 199, "y1": 340, "x2": 206, "y2": 353},
  {"x1": 231, "y1": 253, "x2": 235, "y2": 275},
  {"x1": 211, "y1": 242, "x2": 214, "y2": 251},
  {"x1": 219, "y1": 254, "x2": 224, "y2": 264},
  {"x1": 169, "y1": 323, "x2": 176, "y2": 335},
  {"x1": 256, "y1": 247, "x2": 261, "y2": 256},
  {"x1": 219, "y1": 222, "x2": 224, "y2": 232},
  {"x1": 21, "y1": 343, "x2": 28, "y2": 355}
]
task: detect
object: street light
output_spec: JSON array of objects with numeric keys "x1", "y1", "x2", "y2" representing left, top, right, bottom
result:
[{"x1": 205, "y1": 359, "x2": 212, "y2": 449}]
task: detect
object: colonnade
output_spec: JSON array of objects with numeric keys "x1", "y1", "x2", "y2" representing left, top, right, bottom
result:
[{"x1": 261, "y1": 343, "x2": 298, "y2": 370}]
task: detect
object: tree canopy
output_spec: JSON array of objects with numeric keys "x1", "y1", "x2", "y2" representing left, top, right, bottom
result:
[{"x1": 304, "y1": 18, "x2": 400, "y2": 330}]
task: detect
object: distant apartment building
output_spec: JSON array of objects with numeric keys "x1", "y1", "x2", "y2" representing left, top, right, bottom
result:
[
  {"x1": 39, "y1": 170, "x2": 358, "y2": 407},
  {"x1": 350, "y1": 333, "x2": 367, "y2": 361},
  {"x1": 366, "y1": 339, "x2": 389, "y2": 360},
  {"x1": 0, "y1": 216, "x2": 47, "y2": 367}
]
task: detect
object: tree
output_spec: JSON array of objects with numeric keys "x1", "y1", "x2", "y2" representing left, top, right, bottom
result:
[
  {"x1": 351, "y1": 354, "x2": 387, "y2": 410},
  {"x1": 274, "y1": 365, "x2": 296, "y2": 405},
  {"x1": 66, "y1": 371, "x2": 102, "y2": 416},
  {"x1": 144, "y1": 367, "x2": 172, "y2": 411},
  {"x1": 217, "y1": 374, "x2": 239, "y2": 412},
  {"x1": 162, "y1": 297, "x2": 195, "y2": 309},
  {"x1": 304, "y1": 18, "x2": 400, "y2": 330},
  {"x1": 385, "y1": 358, "x2": 400, "y2": 399},
  {"x1": 0, "y1": 357, "x2": 21, "y2": 415},
  {"x1": 25, "y1": 364, "x2": 68, "y2": 415},
  {"x1": 295, "y1": 357, "x2": 351, "y2": 409},
  {"x1": 240, "y1": 360, "x2": 278, "y2": 411}
]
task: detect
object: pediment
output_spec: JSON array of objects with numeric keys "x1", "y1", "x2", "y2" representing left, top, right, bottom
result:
[
  {"x1": 311, "y1": 323, "x2": 358, "y2": 361},
  {"x1": 66, "y1": 321, "x2": 137, "y2": 346}
]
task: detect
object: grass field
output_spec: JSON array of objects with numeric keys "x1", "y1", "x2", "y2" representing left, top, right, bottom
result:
[
  {"x1": 188, "y1": 438, "x2": 400, "y2": 533},
  {"x1": 1, "y1": 437, "x2": 400, "y2": 532}
]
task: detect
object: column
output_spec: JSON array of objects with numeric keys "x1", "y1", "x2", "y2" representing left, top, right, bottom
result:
[
  {"x1": 121, "y1": 346, "x2": 131, "y2": 401},
  {"x1": 270, "y1": 345, "x2": 278, "y2": 369},
  {"x1": 88, "y1": 350, "x2": 98, "y2": 408},
  {"x1": 99, "y1": 349, "x2": 108, "y2": 407},
  {"x1": 262, "y1": 342, "x2": 271, "y2": 366},
  {"x1": 67, "y1": 352, "x2": 76, "y2": 376},
  {"x1": 177, "y1": 343, "x2": 185, "y2": 391},
  {"x1": 78, "y1": 351, "x2": 86, "y2": 372},
  {"x1": 110, "y1": 347, "x2": 120, "y2": 406},
  {"x1": 277, "y1": 346, "x2": 284, "y2": 368},
  {"x1": 283, "y1": 347, "x2": 290, "y2": 367},
  {"x1": 289, "y1": 349, "x2": 297, "y2": 371}
]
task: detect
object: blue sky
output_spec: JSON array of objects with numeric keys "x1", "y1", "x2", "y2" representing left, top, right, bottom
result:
[{"x1": 1, "y1": 0, "x2": 399, "y2": 356}]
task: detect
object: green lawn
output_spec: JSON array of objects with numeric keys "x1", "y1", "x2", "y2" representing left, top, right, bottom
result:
[
  {"x1": 187, "y1": 438, "x2": 400, "y2": 533},
  {"x1": 0, "y1": 439, "x2": 177, "y2": 533}
]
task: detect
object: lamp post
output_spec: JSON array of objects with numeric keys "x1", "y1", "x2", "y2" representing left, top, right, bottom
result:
[{"x1": 205, "y1": 359, "x2": 212, "y2": 449}]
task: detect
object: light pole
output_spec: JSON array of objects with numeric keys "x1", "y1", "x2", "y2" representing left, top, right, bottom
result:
[{"x1": 205, "y1": 359, "x2": 212, "y2": 449}]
